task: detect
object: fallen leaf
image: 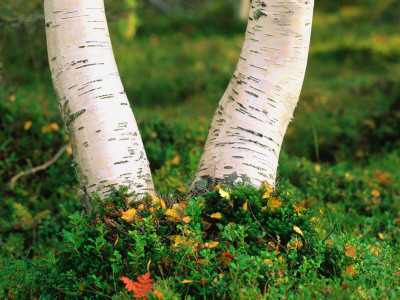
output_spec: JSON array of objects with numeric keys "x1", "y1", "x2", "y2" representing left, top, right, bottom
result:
[
  {"x1": 293, "y1": 225, "x2": 304, "y2": 238},
  {"x1": 170, "y1": 155, "x2": 180, "y2": 165},
  {"x1": 371, "y1": 189, "x2": 380, "y2": 198},
  {"x1": 152, "y1": 289, "x2": 164, "y2": 299},
  {"x1": 287, "y1": 238, "x2": 303, "y2": 250},
  {"x1": 210, "y1": 212, "x2": 222, "y2": 219},
  {"x1": 182, "y1": 280, "x2": 193, "y2": 284},
  {"x1": 49, "y1": 122, "x2": 60, "y2": 131},
  {"x1": 121, "y1": 208, "x2": 137, "y2": 223},
  {"x1": 266, "y1": 241, "x2": 278, "y2": 252},
  {"x1": 66, "y1": 145, "x2": 72, "y2": 155},
  {"x1": 345, "y1": 245, "x2": 356, "y2": 258},
  {"x1": 165, "y1": 209, "x2": 181, "y2": 222},
  {"x1": 293, "y1": 204, "x2": 306, "y2": 216},
  {"x1": 182, "y1": 216, "x2": 191, "y2": 224},
  {"x1": 24, "y1": 121, "x2": 33, "y2": 130},
  {"x1": 205, "y1": 241, "x2": 219, "y2": 248},
  {"x1": 263, "y1": 259, "x2": 274, "y2": 266},
  {"x1": 267, "y1": 197, "x2": 281, "y2": 211},
  {"x1": 346, "y1": 264, "x2": 355, "y2": 276},
  {"x1": 219, "y1": 189, "x2": 230, "y2": 200},
  {"x1": 370, "y1": 246, "x2": 379, "y2": 256}
]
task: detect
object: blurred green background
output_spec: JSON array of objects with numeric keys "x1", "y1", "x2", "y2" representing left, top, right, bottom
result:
[{"x1": 1, "y1": 0, "x2": 400, "y2": 269}]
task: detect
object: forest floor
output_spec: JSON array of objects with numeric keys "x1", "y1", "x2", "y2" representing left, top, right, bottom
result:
[{"x1": 1, "y1": 1, "x2": 400, "y2": 299}]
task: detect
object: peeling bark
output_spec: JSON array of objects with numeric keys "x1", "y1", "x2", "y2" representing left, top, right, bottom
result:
[
  {"x1": 44, "y1": 0, "x2": 154, "y2": 203},
  {"x1": 191, "y1": 0, "x2": 314, "y2": 194}
]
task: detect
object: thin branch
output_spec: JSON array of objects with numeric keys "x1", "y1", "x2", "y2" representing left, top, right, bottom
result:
[{"x1": 10, "y1": 143, "x2": 70, "y2": 190}]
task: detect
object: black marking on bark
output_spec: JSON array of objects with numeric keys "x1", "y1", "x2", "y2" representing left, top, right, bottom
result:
[
  {"x1": 66, "y1": 109, "x2": 86, "y2": 127},
  {"x1": 108, "y1": 138, "x2": 116, "y2": 141},
  {"x1": 71, "y1": 59, "x2": 88, "y2": 67},
  {"x1": 121, "y1": 103, "x2": 128, "y2": 105},
  {"x1": 61, "y1": 14, "x2": 90, "y2": 20},
  {"x1": 250, "y1": 64, "x2": 268, "y2": 71},
  {"x1": 78, "y1": 87, "x2": 101, "y2": 97},
  {"x1": 68, "y1": 85, "x2": 77, "y2": 90},
  {"x1": 245, "y1": 90, "x2": 259, "y2": 98},
  {"x1": 96, "y1": 130, "x2": 101, "y2": 133},
  {"x1": 224, "y1": 166, "x2": 233, "y2": 169},
  {"x1": 243, "y1": 162, "x2": 267, "y2": 171},
  {"x1": 51, "y1": 56, "x2": 57, "y2": 61},
  {"x1": 78, "y1": 126, "x2": 84, "y2": 131},
  {"x1": 232, "y1": 156, "x2": 244, "y2": 159},
  {"x1": 114, "y1": 160, "x2": 129, "y2": 165},
  {"x1": 75, "y1": 63, "x2": 104, "y2": 70},
  {"x1": 45, "y1": 21, "x2": 52, "y2": 27}
]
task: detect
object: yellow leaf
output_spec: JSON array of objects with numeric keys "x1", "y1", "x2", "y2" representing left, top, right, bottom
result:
[
  {"x1": 121, "y1": 208, "x2": 137, "y2": 223},
  {"x1": 370, "y1": 246, "x2": 379, "y2": 256},
  {"x1": 24, "y1": 121, "x2": 33, "y2": 131},
  {"x1": 287, "y1": 238, "x2": 303, "y2": 250},
  {"x1": 182, "y1": 280, "x2": 193, "y2": 284},
  {"x1": 218, "y1": 189, "x2": 230, "y2": 200},
  {"x1": 41, "y1": 126, "x2": 51, "y2": 133},
  {"x1": 293, "y1": 225, "x2": 304, "y2": 237},
  {"x1": 150, "y1": 132, "x2": 157, "y2": 139},
  {"x1": 263, "y1": 259, "x2": 274, "y2": 266},
  {"x1": 66, "y1": 145, "x2": 72, "y2": 155},
  {"x1": 346, "y1": 264, "x2": 355, "y2": 276},
  {"x1": 210, "y1": 212, "x2": 222, "y2": 219},
  {"x1": 205, "y1": 241, "x2": 219, "y2": 248},
  {"x1": 49, "y1": 122, "x2": 60, "y2": 131},
  {"x1": 378, "y1": 233, "x2": 385, "y2": 240},
  {"x1": 267, "y1": 197, "x2": 281, "y2": 211},
  {"x1": 371, "y1": 189, "x2": 380, "y2": 198},
  {"x1": 165, "y1": 209, "x2": 181, "y2": 222},
  {"x1": 9, "y1": 94, "x2": 16, "y2": 102},
  {"x1": 242, "y1": 202, "x2": 248, "y2": 211},
  {"x1": 171, "y1": 155, "x2": 180, "y2": 165},
  {"x1": 138, "y1": 204, "x2": 145, "y2": 210},
  {"x1": 315, "y1": 164, "x2": 321, "y2": 173},
  {"x1": 114, "y1": 234, "x2": 119, "y2": 246},
  {"x1": 261, "y1": 206, "x2": 267, "y2": 212},
  {"x1": 150, "y1": 195, "x2": 166, "y2": 211},
  {"x1": 182, "y1": 216, "x2": 191, "y2": 224},
  {"x1": 63, "y1": 135, "x2": 69, "y2": 142},
  {"x1": 262, "y1": 181, "x2": 273, "y2": 198},
  {"x1": 293, "y1": 204, "x2": 306, "y2": 216}
]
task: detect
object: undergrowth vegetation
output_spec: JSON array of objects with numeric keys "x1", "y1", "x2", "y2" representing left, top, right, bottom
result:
[{"x1": 1, "y1": 0, "x2": 400, "y2": 298}]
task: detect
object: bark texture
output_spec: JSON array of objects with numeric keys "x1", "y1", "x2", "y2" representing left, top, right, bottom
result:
[
  {"x1": 44, "y1": 0, "x2": 154, "y2": 203},
  {"x1": 191, "y1": 0, "x2": 314, "y2": 193}
]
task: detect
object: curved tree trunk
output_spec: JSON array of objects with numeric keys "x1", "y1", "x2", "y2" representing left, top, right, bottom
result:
[
  {"x1": 44, "y1": 0, "x2": 154, "y2": 206},
  {"x1": 190, "y1": 0, "x2": 314, "y2": 194}
]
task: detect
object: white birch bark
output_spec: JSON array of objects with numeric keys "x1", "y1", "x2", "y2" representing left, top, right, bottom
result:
[
  {"x1": 44, "y1": 0, "x2": 154, "y2": 202},
  {"x1": 191, "y1": 0, "x2": 314, "y2": 193},
  {"x1": 238, "y1": 0, "x2": 251, "y2": 20}
]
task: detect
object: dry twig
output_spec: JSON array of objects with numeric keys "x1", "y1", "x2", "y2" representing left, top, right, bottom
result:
[{"x1": 10, "y1": 143, "x2": 70, "y2": 190}]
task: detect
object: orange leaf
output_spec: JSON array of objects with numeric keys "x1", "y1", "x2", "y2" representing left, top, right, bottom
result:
[
  {"x1": 242, "y1": 202, "x2": 248, "y2": 211},
  {"x1": 120, "y1": 273, "x2": 155, "y2": 299},
  {"x1": 346, "y1": 264, "x2": 355, "y2": 276},
  {"x1": 345, "y1": 246, "x2": 356, "y2": 258}
]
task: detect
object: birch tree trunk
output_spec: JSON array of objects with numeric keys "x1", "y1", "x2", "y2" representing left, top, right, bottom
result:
[
  {"x1": 238, "y1": 0, "x2": 250, "y2": 20},
  {"x1": 191, "y1": 0, "x2": 314, "y2": 194},
  {"x1": 44, "y1": 0, "x2": 154, "y2": 206}
]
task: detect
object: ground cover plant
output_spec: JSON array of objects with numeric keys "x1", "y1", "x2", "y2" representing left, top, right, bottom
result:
[{"x1": 1, "y1": 0, "x2": 400, "y2": 298}]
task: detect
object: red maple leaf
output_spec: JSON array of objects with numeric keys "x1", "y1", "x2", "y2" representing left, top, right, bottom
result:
[{"x1": 120, "y1": 272, "x2": 154, "y2": 299}]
